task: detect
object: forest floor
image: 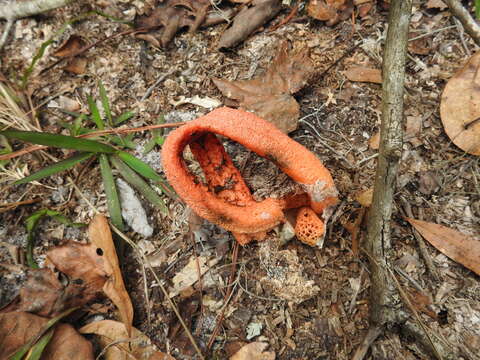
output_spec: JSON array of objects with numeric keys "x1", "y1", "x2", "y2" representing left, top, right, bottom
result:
[{"x1": 1, "y1": 1, "x2": 479, "y2": 359}]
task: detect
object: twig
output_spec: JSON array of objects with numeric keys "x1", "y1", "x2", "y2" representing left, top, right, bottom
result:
[
  {"x1": 0, "y1": 122, "x2": 186, "y2": 161},
  {"x1": 389, "y1": 269, "x2": 443, "y2": 359},
  {"x1": 443, "y1": 0, "x2": 480, "y2": 47},
  {"x1": 356, "y1": 1, "x2": 412, "y2": 358},
  {"x1": 140, "y1": 70, "x2": 175, "y2": 102},
  {"x1": 352, "y1": 326, "x2": 382, "y2": 360},
  {"x1": 206, "y1": 241, "x2": 239, "y2": 352},
  {"x1": 268, "y1": 3, "x2": 299, "y2": 32},
  {"x1": 0, "y1": 0, "x2": 70, "y2": 50},
  {"x1": 399, "y1": 197, "x2": 441, "y2": 282}
]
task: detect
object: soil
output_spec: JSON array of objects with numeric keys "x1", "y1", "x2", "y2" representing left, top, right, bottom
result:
[{"x1": 1, "y1": 1, "x2": 480, "y2": 359}]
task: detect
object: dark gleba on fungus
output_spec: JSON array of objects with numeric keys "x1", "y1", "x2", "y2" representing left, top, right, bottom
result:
[{"x1": 161, "y1": 107, "x2": 338, "y2": 246}]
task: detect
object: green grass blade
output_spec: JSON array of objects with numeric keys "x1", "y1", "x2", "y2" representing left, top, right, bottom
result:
[
  {"x1": 116, "y1": 151, "x2": 176, "y2": 198},
  {"x1": 117, "y1": 151, "x2": 162, "y2": 181},
  {"x1": 26, "y1": 329, "x2": 54, "y2": 360},
  {"x1": 142, "y1": 138, "x2": 157, "y2": 154},
  {"x1": 1, "y1": 130, "x2": 116, "y2": 153},
  {"x1": 87, "y1": 95, "x2": 104, "y2": 130},
  {"x1": 99, "y1": 154, "x2": 124, "y2": 231},
  {"x1": 114, "y1": 111, "x2": 135, "y2": 126},
  {"x1": 98, "y1": 81, "x2": 112, "y2": 127},
  {"x1": 92, "y1": 10, "x2": 134, "y2": 26},
  {"x1": 9, "y1": 307, "x2": 78, "y2": 360},
  {"x1": 111, "y1": 156, "x2": 168, "y2": 214},
  {"x1": 25, "y1": 209, "x2": 85, "y2": 268},
  {"x1": 477, "y1": 0, "x2": 480, "y2": 19},
  {"x1": 15, "y1": 152, "x2": 94, "y2": 185}
]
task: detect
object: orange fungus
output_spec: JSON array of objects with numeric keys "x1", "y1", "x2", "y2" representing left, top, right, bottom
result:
[{"x1": 161, "y1": 107, "x2": 338, "y2": 246}]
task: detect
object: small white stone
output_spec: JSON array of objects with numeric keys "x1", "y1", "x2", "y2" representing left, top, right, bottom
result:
[{"x1": 116, "y1": 178, "x2": 153, "y2": 237}]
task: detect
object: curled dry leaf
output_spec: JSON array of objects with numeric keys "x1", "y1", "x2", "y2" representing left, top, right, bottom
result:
[
  {"x1": 79, "y1": 320, "x2": 175, "y2": 360},
  {"x1": 405, "y1": 217, "x2": 480, "y2": 276},
  {"x1": 369, "y1": 131, "x2": 380, "y2": 149},
  {"x1": 230, "y1": 342, "x2": 275, "y2": 360},
  {"x1": 218, "y1": 0, "x2": 282, "y2": 49},
  {"x1": 345, "y1": 66, "x2": 382, "y2": 84},
  {"x1": 134, "y1": 0, "x2": 211, "y2": 47},
  {"x1": 307, "y1": 0, "x2": 354, "y2": 26},
  {"x1": 168, "y1": 255, "x2": 219, "y2": 298},
  {"x1": 425, "y1": 0, "x2": 447, "y2": 10},
  {"x1": 213, "y1": 42, "x2": 314, "y2": 133},
  {"x1": 53, "y1": 35, "x2": 86, "y2": 57},
  {"x1": 440, "y1": 52, "x2": 480, "y2": 155},
  {"x1": 88, "y1": 214, "x2": 134, "y2": 335},
  {"x1": 0, "y1": 267, "x2": 92, "y2": 317},
  {"x1": 355, "y1": 188, "x2": 373, "y2": 207},
  {"x1": 0, "y1": 312, "x2": 94, "y2": 360},
  {"x1": 52, "y1": 35, "x2": 88, "y2": 74}
]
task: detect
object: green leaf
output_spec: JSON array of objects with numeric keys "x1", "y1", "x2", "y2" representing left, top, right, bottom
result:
[
  {"x1": 477, "y1": 0, "x2": 480, "y2": 19},
  {"x1": 25, "y1": 209, "x2": 85, "y2": 268},
  {"x1": 1, "y1": 130, "x2": 116, "y2": 153},
  {"x1": 114, "y1": 111, "x2": 135, "y2": 125},
  {"x1": 99, "y1": 154, "x2": 124, "y2": 231},
  {"x1": 15, "y1": 152, "x2": 94, "y2": 185},
  {"x1": 111, "y1": 156, "x2": 168, "y2": 214},
  {"x1": 87, "y1": 95, "x2": 104, "y2": 130},
  {"x1": 72, "y1": 114, "x2": 87, "y2": 136},
  {"x1": 9, "y1": 307, "x2": 78, "y2": 360},
  {"x1": 116, "y1": 151, "x2": 175, "y2": 198},
  {"x1": 117, "y1": 151, "x2": 162, "y2": 181},
  {"x1": 109, "y1": 134, "x2": 136, "y2": 149},
  {"x1": 98, "y1": 81, "x2": 112, "y2": 127},
  {"x1": 26, "y1": 329, "x2": 54, "y2": 360},
  {"x1": 0, "y1": 135, "x2": 12, "y2": 166},
  {"x1": 142, "y1": 138, "x2": 157, "y2": 155}
]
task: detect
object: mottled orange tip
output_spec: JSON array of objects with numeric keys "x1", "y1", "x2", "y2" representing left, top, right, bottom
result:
[
  {"x1": 161, "y1": 107, "x2": 338, "y2": 246},
  {"x1": 295, "y1": 207, "x2": 326, "y2": 247}
]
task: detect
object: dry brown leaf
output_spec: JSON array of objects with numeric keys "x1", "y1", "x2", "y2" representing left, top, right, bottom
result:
[
  {"x1": 218, "y1": 0, "x2": 281, "y2": 49},
  {"x1": 213, "y1": 41, "x2": 314, "y2": 133},
  {"x1": 405, "y1": 217, "x2": 480, "y2": 275},
  {"x1": 168, "y1": 256, "x2": 219, "y2": 298},
  {"x1": 307, "y1": 0, "x2": 353, "y2": 26},
  {"x1": 46, "y1": 241, "x2": 108, "y2": 299},
  {"x1": 358, "y1": 2, "x2": 373, "y2": 17},
  {"x1": 440, "y1": 52, "x2": 480, "y2": 155},
  {"x1": 64, "y1": 57, "x2": 88, "y2": 75},
  {"x1": 355, "y1": 188, "x2": 373, "y2": 207},
  {"x1": 0, "y1": 312, "x2": 93, "y2": 360},
  {"x1": 53, "y1": 35, "x2": 86, "y2": 57},
  {"x1": 79, "y1": 320, "x2": 175, "y2": 360},
  {"x1": 134, "y1": 0, "x2": 211, "y2": 47},
  {"x1": 88, "y1": 214, "x2": 134, "y2": 336},
  {"x1": 230, "y1": 342, "x2": 275, "y2": 360},
  {"x1": 426, "y1": 0, "x2": 447, "y2": 10},
  {"x1": 0, "y1": 268, "x2": 91, "y2": 317},
  {"x1": 369, "y1": 131, "x2": 380, "y2": 149},
  {"x1": 345, "y1": 66, "x2": 382, "y2": 84}
]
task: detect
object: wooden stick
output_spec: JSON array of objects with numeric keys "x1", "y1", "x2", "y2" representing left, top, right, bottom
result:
[{"x1": 443, "y1": 0, "x2": 480, "y2": 47}]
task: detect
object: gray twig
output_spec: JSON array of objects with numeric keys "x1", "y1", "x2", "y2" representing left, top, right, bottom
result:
[
  {"x1": 400, "y1": 197, "x2": 441, "y2": 282},
  {"x1": 443, "y1": 0, "x2": 480, "y2": 47},
  {"x1": 0, "y1": 0, "x2": 70, "y2": 50}
]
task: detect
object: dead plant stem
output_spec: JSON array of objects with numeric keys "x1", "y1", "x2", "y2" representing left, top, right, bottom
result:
[{"x1": 443, "y1": 0, "x2": 480, "y2": 47}]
